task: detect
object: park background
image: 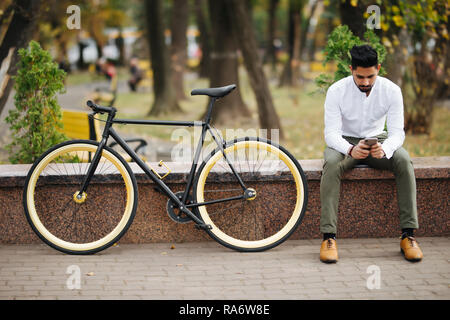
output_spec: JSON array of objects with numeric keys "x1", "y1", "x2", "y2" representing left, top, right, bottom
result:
[{"x1": 0, "y1": 0, "x2": 448, "y2": 164}]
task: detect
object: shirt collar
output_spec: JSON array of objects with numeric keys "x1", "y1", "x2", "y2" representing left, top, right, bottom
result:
[{"x1": 352, "y1": 76, "x2": 379, "y2": 97}]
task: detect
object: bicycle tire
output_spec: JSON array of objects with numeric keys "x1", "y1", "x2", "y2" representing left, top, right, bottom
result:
[
  {"x1": 193, "y1": 137, "x2": 308, "y2": 252},
  {"x1": 23, "y1": 140, "x2": 138, "y2": 255}
]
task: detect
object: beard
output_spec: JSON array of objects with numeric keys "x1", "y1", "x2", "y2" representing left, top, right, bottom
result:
[
  {"x1": 358, "y1": 85, "x2": 372, "y2": 93},
  {"x1": 353, "y1": 78, "x2": 373, "y2": 93}
]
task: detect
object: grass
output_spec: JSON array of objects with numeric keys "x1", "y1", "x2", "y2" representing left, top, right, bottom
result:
[{"x1": 69, "y1": 68, "x2": 450, "y2": 160}]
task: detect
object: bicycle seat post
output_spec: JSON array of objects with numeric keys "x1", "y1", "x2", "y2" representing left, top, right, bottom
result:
[{"x1": 204, "y1": 97, "x2": 216, "y2": 125}]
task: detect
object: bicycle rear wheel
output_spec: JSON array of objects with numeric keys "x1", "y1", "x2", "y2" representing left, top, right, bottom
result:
[
  {"x1": 23, "y1": 140, "x2": 138, "y2": 254},
  {"x1": 193, "y1": 137, "x2": 308, "y2": 252}
]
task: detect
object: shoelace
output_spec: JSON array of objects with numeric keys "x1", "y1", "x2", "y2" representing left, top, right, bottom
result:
[
  {"x1": 407, "y1": 237, "x2": 418, "y2": 247},
  {"x1": 399, "y1": 235, "x2": 418, "y2": 247},
  {"x1": 327, "y1": 239, "x2": 336, "y2": 249}
]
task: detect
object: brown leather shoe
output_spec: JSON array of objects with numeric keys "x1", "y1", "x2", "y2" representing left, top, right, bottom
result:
[
  {"x1": 320, "y1": 238, "x2": 338, "y2": 263},
  {"x1": 400, "y1": 236, "x2": 423, "y2": 262}
]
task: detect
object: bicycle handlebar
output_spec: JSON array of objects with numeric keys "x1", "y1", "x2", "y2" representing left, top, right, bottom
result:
[{"x1": 86, "y1": 100, "x2": 116, "y2": 114}]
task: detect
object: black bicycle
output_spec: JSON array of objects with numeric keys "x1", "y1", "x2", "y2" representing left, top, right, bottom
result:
[{"x1": 23, "y1": 84, "x2": 308, "y2": 255}]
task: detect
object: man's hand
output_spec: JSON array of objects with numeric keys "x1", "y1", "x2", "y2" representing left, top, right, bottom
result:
[
  {"x1": 370, "y1": 142, "x2": 385, "y2": 159},
  {"x1": 349, "y1": 140, "x2": 371, "y2": 159}
]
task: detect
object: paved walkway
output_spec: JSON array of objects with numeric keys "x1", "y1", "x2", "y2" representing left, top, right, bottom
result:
[{"x1": 0, "y1": 237, "x2": 449, "y2": 300}]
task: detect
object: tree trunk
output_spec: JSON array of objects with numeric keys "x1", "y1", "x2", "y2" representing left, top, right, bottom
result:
[
  {"x1": 145, "y1": 0, "x2": 181, "y2": 116},
  {"x1": 170, "y1": 0, "x2": 188, "y2": 100},
  {"x1": 339, "y1": 0, "x2": 365, "y2": 39},
  {"x1": 404, "y1": 27, "x2": 448, "y2": 134},
  {"x1": 95, "y1": 42, "x2": 103, "y2": 60},
  {"x1": 194, "y1": 0, "x2": 211, "y2": 78},
  {"x1": 264, "y1": 0, "x2": 279, "y2": 71},
  {"x1": 384, "y1": 28, "x2": 409, "y2": 87},
  {"x1": 0, "y1": 4, "x2": 14, "y2": 32},
  {"x1": 435, "y1": 14, "x2": 450, "y2": 100},
  {"x1": 227, "y1": 0, "x2": 284, "y2": 140},
  {"x1": 206, "y1": 0, "x2": 250, "y2": 124},
  {"x1": 0, "y1": 0, "x2": 42, "y2": 116},
  {"x1": 299, "y1": 0, "x2": 319, "y2": 61},
  {"x1": 307, "y1": 0, "x2": 325, "y2": 61},
  {"x1": 77, "y1": 35, "x2": 88, "y2": 70},
  {"x1": 279, "y1": 0, "x2": 305, "y2": 87},
  {"x1": 115, "y1": 29, "x2": 125, "y2": 65}
]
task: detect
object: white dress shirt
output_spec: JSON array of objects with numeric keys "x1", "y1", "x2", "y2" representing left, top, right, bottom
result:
[{"x1": 324, "y1": 75, "x2": 405, "y2": 159}]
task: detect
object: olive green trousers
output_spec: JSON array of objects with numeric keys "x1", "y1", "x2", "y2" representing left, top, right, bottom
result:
[{"x1": 319, "y1": 133, "x2": 419, "y2": 234}]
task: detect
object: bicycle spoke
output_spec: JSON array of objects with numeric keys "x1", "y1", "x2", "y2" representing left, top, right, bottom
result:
[
  {"x1": 196, "y1": 139, "x2": 306, "y2": 251},
  {"x1": 26, "y1": 141, "x2": 137, "y2": 254}
]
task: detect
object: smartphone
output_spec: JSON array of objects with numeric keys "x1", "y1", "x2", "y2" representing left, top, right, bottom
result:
[{"x1": 363, "y1": 137, "x2": 378, "y2": 146}]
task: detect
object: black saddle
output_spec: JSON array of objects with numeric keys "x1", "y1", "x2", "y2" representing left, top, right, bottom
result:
[{"x1": 191, "y1": 84, "x2": 236, "y2": 98}]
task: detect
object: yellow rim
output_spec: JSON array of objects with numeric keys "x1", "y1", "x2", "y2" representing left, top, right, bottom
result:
[
  {"x1": 196, "y1": 140, "x2": 304, "y2": 249},
  {"x1": 26, "y1": 143, "x2": 134, "y2": 252}
]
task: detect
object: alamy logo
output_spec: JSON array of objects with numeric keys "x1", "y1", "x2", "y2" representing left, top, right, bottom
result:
[
  {"x1": 66, "y1": 5, "x2": 81, "y2": 30},
  {"x1": 366, "y1": 5, "x2": 381, "y2": 30},
  {"x1": 66, "y1": 265, "x2": 81, "y2": 290},
  {"x1": 366, "y1": 265, "x2": 381, "y2": 290}
]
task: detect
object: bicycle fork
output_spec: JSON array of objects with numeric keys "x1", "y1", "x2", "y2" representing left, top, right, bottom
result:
[
  {"x1": 76, "y1": 138, "x2": 108, "y2": 199},
  {"x1": 77, "y1": 111, "x2": 115, "y2": 201}
]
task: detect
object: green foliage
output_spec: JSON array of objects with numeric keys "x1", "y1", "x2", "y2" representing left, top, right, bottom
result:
[
  {"x1": 314, "y1": 25, "x2": 387, "y2": 95},
  {"x1": 379, "y1": 0, "x2": 448, "y2": 134},
  {"x1": 5, "y1": 41, "x2": 67, "y2": 164},
  {"x1": 380, "y1": 0, "x2": 448, "y2": 44}
]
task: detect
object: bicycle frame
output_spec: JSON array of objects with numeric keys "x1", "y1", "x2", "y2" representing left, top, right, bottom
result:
[{"x1": 78, "y1": 98, "x2": 248, "y2": 228}]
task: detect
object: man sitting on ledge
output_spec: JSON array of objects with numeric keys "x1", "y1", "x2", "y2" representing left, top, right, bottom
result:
[{"x1": 319, "y1": 44, "x2": 423, "y2": 263}]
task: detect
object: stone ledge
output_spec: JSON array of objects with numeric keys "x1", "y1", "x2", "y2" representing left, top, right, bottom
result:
[
  {"x1": 0, "y1": 156, "x2": 448, "y2": 244},
  {"x1": 1, "y1": 157, "x2": 449, "y2": 187}
]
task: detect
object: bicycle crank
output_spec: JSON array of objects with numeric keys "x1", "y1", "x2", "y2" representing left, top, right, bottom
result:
[{"x1": 166, "y1": 191, "x2": 195, "y2": 223}]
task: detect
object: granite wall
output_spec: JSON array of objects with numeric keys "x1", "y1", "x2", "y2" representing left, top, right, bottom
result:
[{"x1": 0, "y1": 157, "x2": 448, "y2": 244}]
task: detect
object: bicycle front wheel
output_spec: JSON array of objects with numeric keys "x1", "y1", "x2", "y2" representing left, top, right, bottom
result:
[
  {"x1": 23, "y1": 140, "x2": 138, "y2": 254},
  {"x1": 194, "y1": 137, "x2": 308, "y2": 252}
]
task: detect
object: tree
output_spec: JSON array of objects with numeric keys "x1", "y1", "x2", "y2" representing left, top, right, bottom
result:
[
  {"x1": 193, "y1": 0, "x2": 212, "y2": 78},
  {"x1": 36, "y1": 0, "x2": 81, "y2": 69},
  {"x1": 170, "y1": 0, "x2": 188, "y2": 100},
  {"x1": 379, "y1": 0, "x2": 449, "y2": 134},
  {"x1": 227, "y1": 0, "x2": 284, "y2": 140},
  {"x1": 299, "y1": 0, "x2": 321, "y2": 61},
  {"x1": 279, "y1": 0, "x2": 306, "y2": 87},
  {"x1": 0, "y1": 0, "x2": 42, "y2": 117},
  {"x1": 338, "y1": 0, "x2": 365, "y2": 39},
  {"x1": 5, "y1": 41, "x2": 67, "y2": 164},
  {"x1": 264, "y1": 0, "x2": 280, "y2": 70},
  {"x1": 144, "y1": 0, "x2": 181, "y2": 115},
  {"x1": 85, "y1": 1, "x2": 108, "y2": 60},
  {"x1": 104, "y1": 0, "x2": 130, "y2": 65},
  {"x1": 206, "y1": 0, "x2": 251, "y2": 123}
]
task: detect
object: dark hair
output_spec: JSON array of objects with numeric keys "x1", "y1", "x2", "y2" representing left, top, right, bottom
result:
[{"x1": 350, "y1": 45, "x2": 378, "y2": 69}]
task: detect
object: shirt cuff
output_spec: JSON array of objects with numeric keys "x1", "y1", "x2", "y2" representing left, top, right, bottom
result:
[
  {"x1": 381, "y1": 143, "x2": 393, "y2": 159},
  {"x1": 338, "y1": 141, "x2": 354, "y2": 156}
]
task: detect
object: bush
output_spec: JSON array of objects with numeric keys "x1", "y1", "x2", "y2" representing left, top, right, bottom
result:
[
  {"x1": 5, "y1": 41, "x2": 67, "y2": 164},
  {"x1": 314, "y1": 25, "x2": 387, "y2": 95}
]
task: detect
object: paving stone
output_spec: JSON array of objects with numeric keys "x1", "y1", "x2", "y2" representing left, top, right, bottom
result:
[{"x1": 0, "y1": 237, "x2": 448, "y2": 300}]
